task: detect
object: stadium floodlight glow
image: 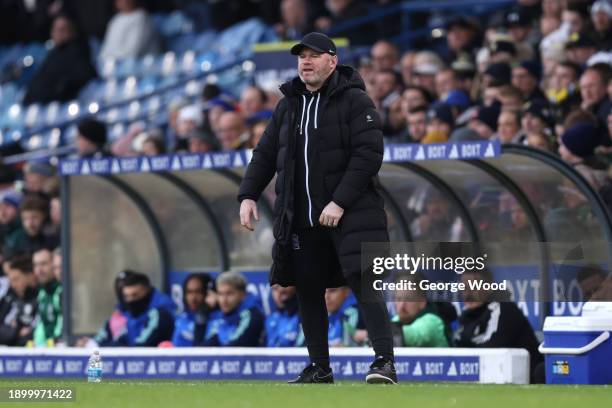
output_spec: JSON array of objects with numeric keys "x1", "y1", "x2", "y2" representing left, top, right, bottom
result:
[
  {"x1": 242, "y1": 60, "x2": 255, "y2": 72},
  {"x1": 11, "y1": 130, "x2": 21, "y2": 141},
  {"x1": 201, "y1": 61, "x2": 212, "y2": 72},
  {"x1": 23, "y1": 55, "x2": 34, "y2": 67},
  {"x1": 29, "y1": 134, "x2": 41, "y2": 149},
  {"x1": 68, "y1": 103, "x2": 79, "y2": 116},
  {"x1": 206, "y1": 74, "x2": 218, "y2": 84},
  {"x1": 432, "y1": 28, "x2": 444, "y2": 38},
  {"x1": 49, "y1": 128, "x2": 61, "y2": 147},
  {"x1": 9, "y1": 104, "x2": 20, "y2": 117},
  {"x1": 88, "y1": 102, "x2": 100, "y2": 114}
]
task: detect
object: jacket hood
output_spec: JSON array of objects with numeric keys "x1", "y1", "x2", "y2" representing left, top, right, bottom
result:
[{"x1": 280, "y1": 64, "x2": 365, "y2": 98}]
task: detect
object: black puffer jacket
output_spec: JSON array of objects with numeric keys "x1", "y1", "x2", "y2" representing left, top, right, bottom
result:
[{"x1": 238, "y1": 65, "x2": 388, "y2": 287}]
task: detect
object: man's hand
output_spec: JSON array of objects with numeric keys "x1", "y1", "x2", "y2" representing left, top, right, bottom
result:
[
  {"x1": 319, "y1": 201, "x2": 344, "y2": 228},
  {"x1": 240, "y1": 199, "x2": 259, "y2": 231}
]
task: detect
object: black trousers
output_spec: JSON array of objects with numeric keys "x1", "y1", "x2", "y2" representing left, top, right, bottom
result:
[{"x1": 291, "y1": 226, "x2": 394, "y2": 367}]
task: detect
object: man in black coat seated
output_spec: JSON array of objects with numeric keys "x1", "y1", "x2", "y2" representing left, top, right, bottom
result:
[{"x1": 23, "y1": 14, "x2": 97, "y2": 106}]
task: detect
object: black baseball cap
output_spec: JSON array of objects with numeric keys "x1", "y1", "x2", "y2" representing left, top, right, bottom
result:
[{"x1": 290, "y1": 32, "x2": 337, "y2": 56}]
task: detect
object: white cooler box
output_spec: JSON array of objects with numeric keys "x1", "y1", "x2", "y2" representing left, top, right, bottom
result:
[{"x1": 540, "y1": 302, "x2": 612, "y2": 384}]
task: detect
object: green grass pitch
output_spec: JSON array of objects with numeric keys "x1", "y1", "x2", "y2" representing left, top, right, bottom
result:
[{"x1": 0, "y1": 380, "x2": 609, "y2": 408}]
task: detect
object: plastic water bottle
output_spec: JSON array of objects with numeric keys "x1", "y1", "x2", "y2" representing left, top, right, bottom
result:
[{"x1": 87, "y1": 350, "x2": 102, "y2": 383}]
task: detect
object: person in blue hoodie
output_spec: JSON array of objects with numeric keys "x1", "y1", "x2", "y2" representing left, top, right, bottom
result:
[
  {"x1": 79, "y1": 270, "x2": 175, "y2": 347},
  {"x1": 265, "y1": 285, "x2": 303, "y2": 347},
  {"x1": 325, "y1": 287, "x2": 361, "y2": 347},
  {"x1": 203, "y1": 271, "x2": 264, "y2": 347},
  {"x1": 172, "y1": 273, "x2": 217, "y2": 347}
]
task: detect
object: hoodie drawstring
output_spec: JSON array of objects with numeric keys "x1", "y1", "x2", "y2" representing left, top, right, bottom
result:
[
  {"x1": 314, "y1": 92, "x2": 320, "y2": 129},
  {"x1": 299, "y1": 95, "x2": 307, "y2": 135}
]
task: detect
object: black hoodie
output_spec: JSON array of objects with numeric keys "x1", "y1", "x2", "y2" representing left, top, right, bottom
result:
[{"x1": 238, "y1": 65, "x2": 388, "y2": 286}]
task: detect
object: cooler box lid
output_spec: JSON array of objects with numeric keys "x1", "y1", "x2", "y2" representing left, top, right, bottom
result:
[
  {"x1": 581, "y1": 302, "x2": 612, "y2": 317},
  {"x1": 543, "y1": 316, "x2": 612, "y2": 332}
]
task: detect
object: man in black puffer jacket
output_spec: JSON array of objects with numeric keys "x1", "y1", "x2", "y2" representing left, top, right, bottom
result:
[{"x1": 238, "y1": 32, "x2": 396, "y2": 384}]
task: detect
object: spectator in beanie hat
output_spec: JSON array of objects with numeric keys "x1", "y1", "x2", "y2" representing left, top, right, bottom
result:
[
  {"x1": 504, "y1": 8, "x2": 537, "y2": 61},
  {"x1": 522, "y1": 100, "x2": 554, "y2": 136},
  {"x1": 23, "y1": 162, "x2": 55, "y2": 195},
  {"x1": 76, "y1": 118, "x2": 108, "y2": 158},
  {"x1": 423, "y1": 103, "x2": 454, "y2": 143},
  {"x1": 559, "y1": 122, "x2": 602, "y2": 161},
  {"x1": 469, "y1": 102, "x2": 501, "y2": 139},
  {"x1": 559, "y1": 122, "x2": 609, "y2": 189},
  {"x1": 483, "y1": 62, "x2": 512, "y2": 88},
  {"x1": 488, "y1": 39, "x2": 517, "y2": 65},
  {"x1": 565, "y1": 32, "x2": 598, "y2": 67}
]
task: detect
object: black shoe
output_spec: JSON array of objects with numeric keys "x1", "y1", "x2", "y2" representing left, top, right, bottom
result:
[
  {"x1": 287, "y1": 363, "x2": 334, "y2": 384},
  {"x1": 365, "y1": 356, "x2": 398, "y2": 384}
]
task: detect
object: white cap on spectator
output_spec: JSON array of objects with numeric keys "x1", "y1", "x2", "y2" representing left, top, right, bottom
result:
[
  {"x1": 587, "y1": 51, "x2": 612, "y2": 66},
  {"x1": 178, "y1": 104, "x2": 203, "y2": 127},
  {"x1": 412, "y1": 51, "x2": 445, "y2": 75},
  {"x1": 592, "y1": 1, "x2": 612, "y2": 17}
]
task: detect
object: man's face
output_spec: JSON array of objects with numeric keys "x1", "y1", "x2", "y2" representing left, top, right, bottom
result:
[
  {"x1": 272, "y1": 285, "x2": 296, "y2": 309},
  {"x1": 217, "y1": 113, "x2": 245, "y2": 150},
  {"x1": 51, "y1": 16, "x2": 74, "y2": 46},
  {"x1": 521, "y1": 112, "x2": 545, "y2": 134},
  {"x1": 184, "y1": 277, "x2": 206, "y2": 312},
  {"x1": 7, "y1": 269, "x2": 32, "y2": 298},
  {"x1": 555, "y1": 65, "x2": 577, "y2": 90},
  {"x1": 593, "y1": 10, "x2": 611, "y2": 32},
  {"x1": 325, "y1": 287, "x2": 349, "y2": 314},
  {"x1": 217, "y1": 283, "x2": 246, "y2": 314},
  {"x1": 24, "y1": 172, "x2": 47, "y2": 193},
  {"x1": 426, "y1": 118, "x2": 451, "y2": 137},
  {"x1": 498, "y1": 94, "x2": 523, "y2": 111},
  {"x1": 33, "y1": 250, "x2": 54, "y2": 285},
  {"x1": 0, "y1": 203, "x2": 18, "y2": 225},
  {"x1": 281, "y1": 0, "x2": 305, "y2": 27},
  {"x1": 512, "y1": 67, "x2": 536, "y2": 95},
  {"x1": 407, "y1": 111, "x2": 427, "y2": 141},
  {"x1": 21, "y1": 210, "x2": 45, "y2": 237},
  {"x1": 412, "y1": 73, "x2": 436, "y2": 96},
  {"x1": 371, "y1": 43, "x2": 397, "y2": 72},
  {"x1": 374, "y1": 72, "x2": 397, "y2": 99},
  {"x1": 435, "y1": 70, "x2": 456, "y2": 99},
  {"x1": 497, "y1": 111, "x2": 520, "y2": 142},
  {"x1": 580, "y1": 70, "x2": 606, "y2": 108},
  {"x1": 568, "y1": 46, "x2": 596, "y2": 66},
  {"x1": 298, "y1": 48, "x2": 337, "y2": 90},
  {"x1": 240, "y1": 87, "x2": 264, "y2": 118},
  {"x1": 395, "y1": 300, "x2": 426, "y2": 324},
  {"x1": 447, "y1": 26, "x2": 473, "y2": 51},
  {"x1": 402, "y1": 89, "x2": 428, "y2": 112},
  {"x1": 122, "y1": 284, "x2": 149, "y2": 303}
]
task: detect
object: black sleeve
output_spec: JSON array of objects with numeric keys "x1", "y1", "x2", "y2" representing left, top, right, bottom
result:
[
  {"x1": 332, "y1": 89, "x2": 384, "y2": 209},
  {"x1": 226, "y1": 308, "x2": 265, "y2": 347},
  {"x1": 237, "y1": 99, "x2": 285, "y2": 202},
  {"x1": 132, "y1": 308, "x2": 175, "y2": 347},
  {"x1": 0, "y1": 299, "x2": 17, "y2": 345}
]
